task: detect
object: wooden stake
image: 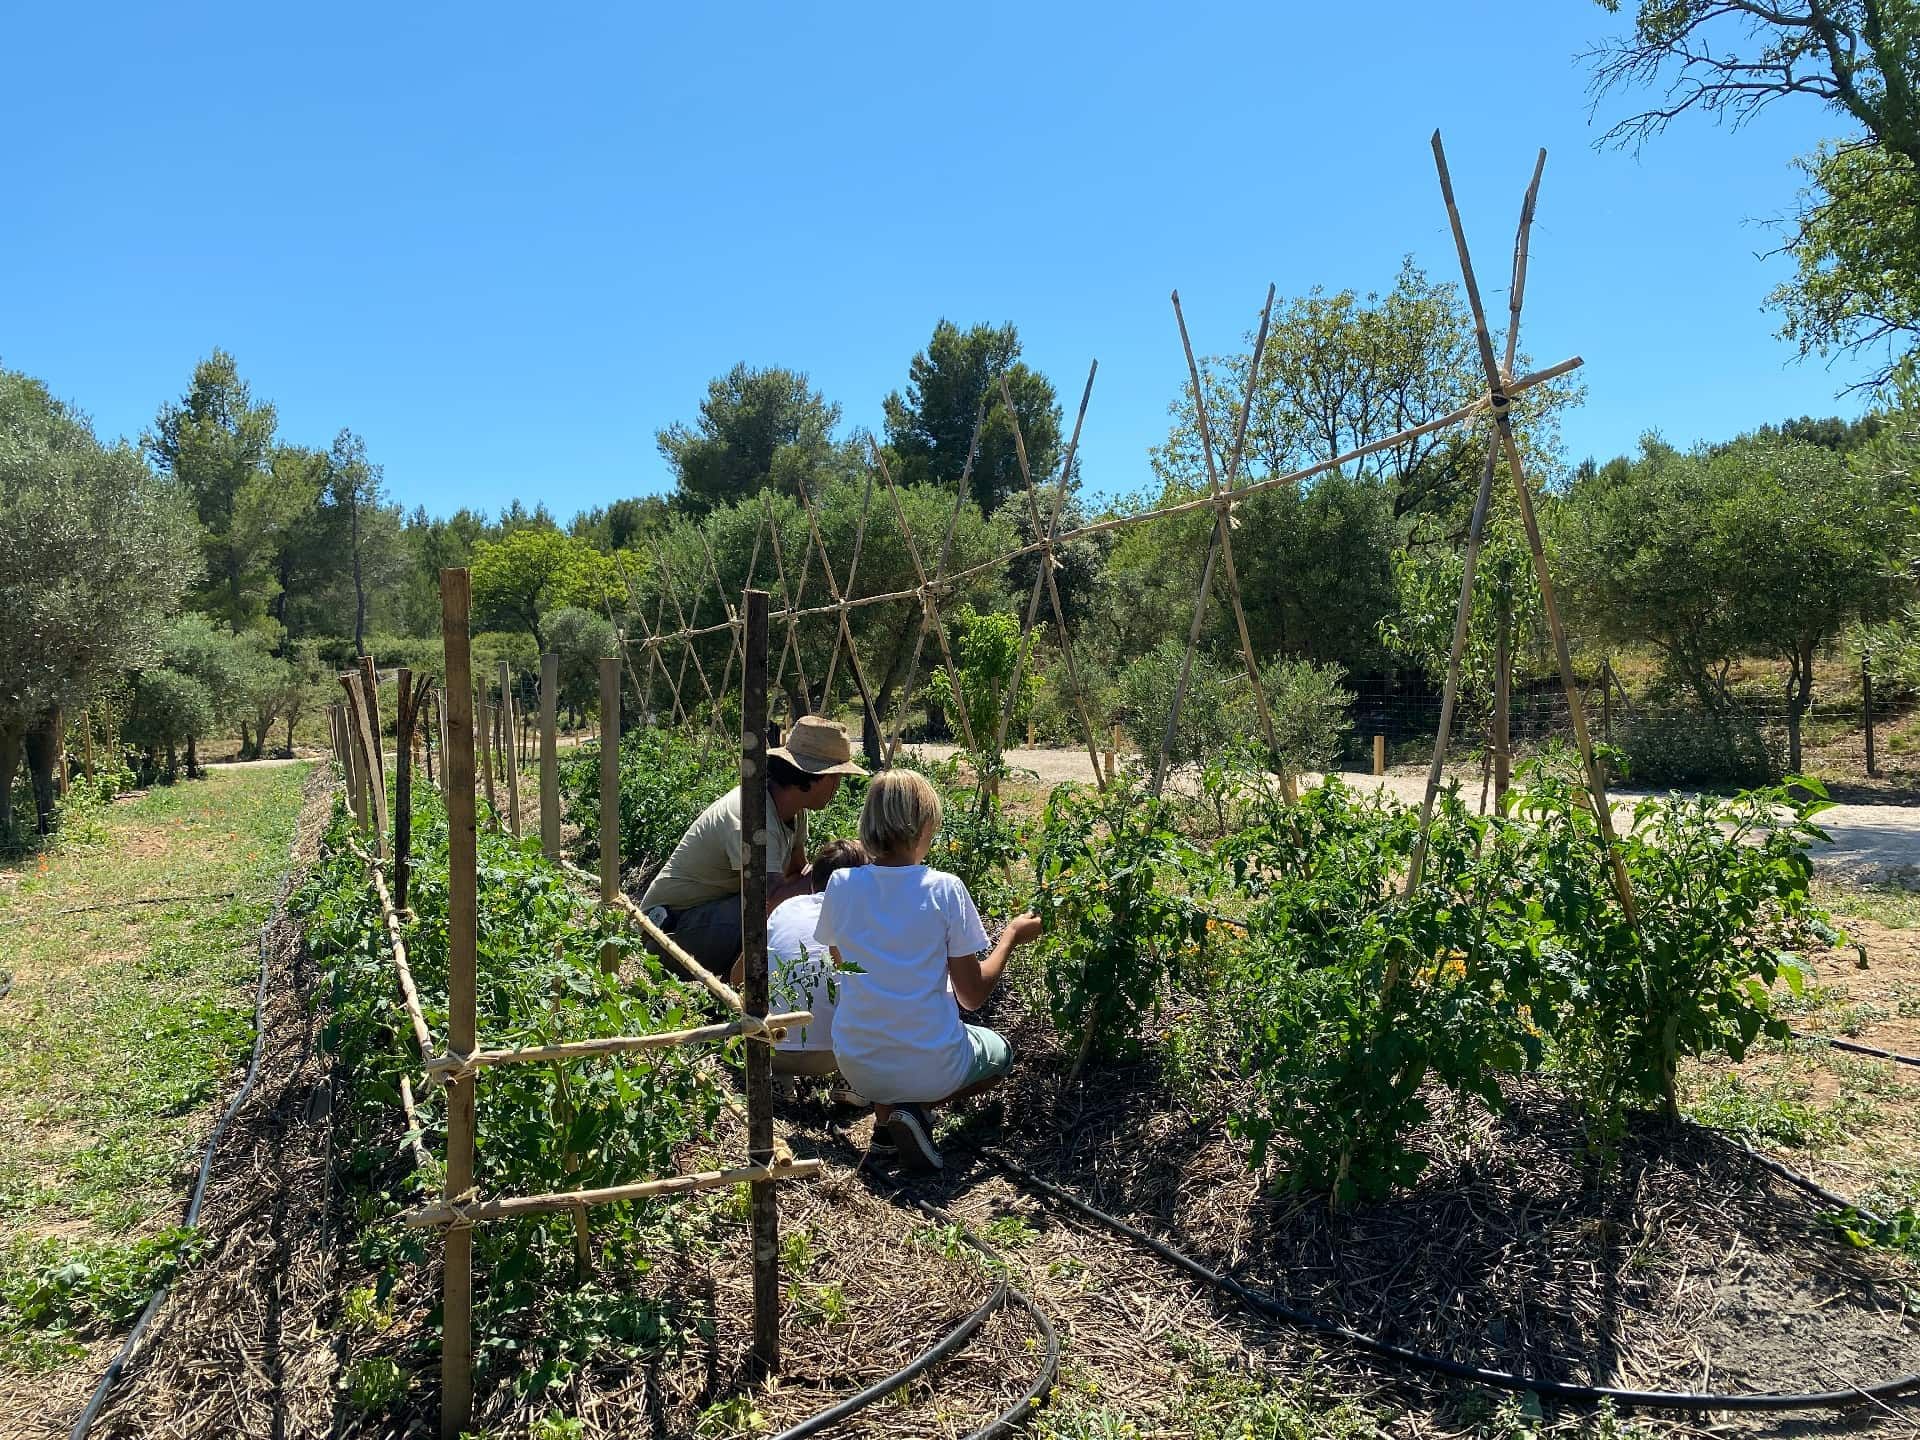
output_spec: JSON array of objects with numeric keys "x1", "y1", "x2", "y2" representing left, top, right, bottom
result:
[
  {"x1": 395, "y1": 669, "x2": 421, "y2": 910},
  {"x1": 437, "y1": 690, "x2": 449, "y2": 796},
  {"x1": 1374, "y1": 734, "x2": 1387, "y2": 777},
  {"x1": 598, "y1": 657, "x2": 621, "y2": 974},
  {"x1": 339, "y1": 676, "x2": 379, "y2": 853},
  {"x1": 438, "y1": 569, "x2": 478, "y2": 1440},
  {"x1": 357, "y1": 656, "x2": 390, "y2": 843},
  {"x1": 998, "y1": 371, "x2": 1106, "y2": 788},
  {"x1": 499, "y1": 661, "x2": 521, "y2": 838},
  {"x1": 540, "y1": 652, "x2": 561, "y2": 861},
  {"x1": 1493, "y1": 557, "x2": 1513, "y2": 812},
  {"x1": 422, "y1": 688, "x2": 436, "y2": 786},
  {"x1": 740, "y1": 587, "x2": 779, "y2": 1373},
  {"x1": 81, "y1": 706, "x2": 95, "y2": 783},
  {"x1": 475, "y1": 683, "x2": 496, "y2": 828}
]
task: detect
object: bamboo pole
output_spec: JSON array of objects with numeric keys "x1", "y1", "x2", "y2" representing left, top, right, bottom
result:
[
  {"x1": 654, "y1": 541, "x2": 723, "y2": 722},
  {"x1": 1155, "y1": 288, "x2": 1276, "y2": 796},
  {"x1": 352, "y1": 839, "x2": 435, "y2": 1056},
  {"x1": 558, "y1": 859, "x2": 746, "y2": 1011},
  {"x1": 540, "y1": 652, "x2": 561, "y2": 862},
  {"x1": 741, "y1": 587, "x2": 779, "y2": 1373},
  {"x1": 400, "y1": 1157, "x2": 824, "y2": 1229},
  {"x1": 994, "y1": 364, "x2": 1097, "y2": 772},
  {"x1": 998, "y1": 371, "x2": 1106, "y2": 787},
  {"x1": 421, "y1": 1011, "x2": 813, "y2": 1077},
  {"x1": 762, "y1": 490, "x2": 814, "y2": 718},
  {"x1": 819, "y1": 471, "x2": 875, "y2": 706},
  {"x1": 1430, "y1": 134, "x2": 1636, "y2": 924},
  {"x1": 1172, "y1": 288, "x2": 1281, "y2": 764},
  {"x1": 394, "y1": 669, "x2": 421, "y2": 910},
  {"x1": 881, "y1": 401, "x2": 987, "y2": 758},
  {"x1": 438, "y1": 568, "x2": 478, "y2": 1440},
  {"x1": 794, "y1": 477, "x2": 882, "y2": 754},
  {"x1": 611, "y1": 356, "x2": 1581, "y2": 655},
  {"x1": 499, "y1": 661, "x2": 521, "y2": 839},
  {"x1": 598, "y1": 657, "x2": 621, "y2": 974},
  {"x1": 870, "y1": 439, "x2": 982, "y2": 757}
]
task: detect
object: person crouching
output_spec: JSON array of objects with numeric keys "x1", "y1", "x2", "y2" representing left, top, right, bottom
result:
[{"x1": 814, "y1": 770, "x2": 1042, "y2": 1171}]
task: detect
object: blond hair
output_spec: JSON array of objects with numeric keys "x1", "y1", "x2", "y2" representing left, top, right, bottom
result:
[{"x1": 858, "y1": 770, "x2": 943, "y2": 857}]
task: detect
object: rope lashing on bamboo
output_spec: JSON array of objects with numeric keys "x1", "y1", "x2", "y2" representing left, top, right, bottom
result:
[{"x1": 399, "y1": 1155, "x2": 825, "y2": 1229}]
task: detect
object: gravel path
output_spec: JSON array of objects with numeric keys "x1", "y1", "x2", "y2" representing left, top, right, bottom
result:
[{"x1": 908, "y1": 743, "x2": 1920, "y2": 886}]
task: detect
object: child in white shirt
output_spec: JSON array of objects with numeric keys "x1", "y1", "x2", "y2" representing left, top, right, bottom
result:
[
  {"x1": 815, "y1": 769, "x2": 1042, "y2": 1171},
  {"x1": 765, "y1": 839, "x2": 868, "y2": 1078}
]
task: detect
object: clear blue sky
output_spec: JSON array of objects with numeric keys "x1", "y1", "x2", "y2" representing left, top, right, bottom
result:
[{"x1": 0, "y1": 1, "x2": 1876, "y2": 520}]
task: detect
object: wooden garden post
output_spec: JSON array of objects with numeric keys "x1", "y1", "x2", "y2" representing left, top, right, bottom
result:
[
  {"x1": 394, "y1": 669, "x2": 421, "y2": 911},
  {"x1": 357, "y1": 656, "x2": 390, "y2": 842},
  {"x1": 1493, "y1": 556, "x2": 1513, "y2": 812},
  {"x1": 540, "y1": 652, "x2": 561, "y2": 861},
  {"x1": 438, "y1": 570, "x2": 479, "y2": 1440},
  {"x1": 598, "y1": 657, "x2": 621, "y2": 974},
  {"x1": 740, "y1": 587, "x2": 779, "y2": 1373},
  {"x1": 1863, "y1": 646, "x2": 1878, "y2": 779},
  {"x1": 499, "y1": 661, "x2": 522, "y2": 838},
  {"x1": 423, "y1": 688, "x2": 436, "y2": 786},
  {"x1": 476, "y1": 683, "x2": 497, "y2": 829},
  {"x1": 82, "y1": 706, "x2": 95, "y2": 783},
  {"x1": 1373, "y1": 734, "x2": 1386, "y2": 777},
  {"x1": 340, "y1": 674, "x2": 383, "y2": 856}
]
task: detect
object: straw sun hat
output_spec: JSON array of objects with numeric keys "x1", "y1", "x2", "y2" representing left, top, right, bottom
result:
[{"x1": 768, "y1": 715, "x2": 868, "y2": 777}]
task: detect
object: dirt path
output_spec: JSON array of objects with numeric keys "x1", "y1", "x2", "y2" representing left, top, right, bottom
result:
[{"x1": 910, "y1": 744, "x2": 1920, "y2": 885}]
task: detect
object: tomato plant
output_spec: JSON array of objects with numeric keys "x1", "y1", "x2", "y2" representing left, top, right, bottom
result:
[{"x1": 1031, "y1": 776, "x2": 1213, "y2": 1070}]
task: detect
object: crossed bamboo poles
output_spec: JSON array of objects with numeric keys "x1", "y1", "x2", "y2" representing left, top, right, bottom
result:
[{"x1": 597, "y1": 136, "x2": 1627, "y2": 926}]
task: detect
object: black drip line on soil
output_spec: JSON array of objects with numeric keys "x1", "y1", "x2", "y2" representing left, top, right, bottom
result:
[
  {"x1": 66, "y1": 875, "x2": 292, "y2": 1440},
  {"x1": 769, "y1": 1186, "x2": 1059, "y2": 1440},
  {"x1": 980, "y1": 1143, "x2": 1920, "y2": 1415}
]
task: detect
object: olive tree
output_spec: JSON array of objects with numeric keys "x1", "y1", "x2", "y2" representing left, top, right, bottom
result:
[{"x1": 1, "y1": 369, "x2": 197, "y2": 833}]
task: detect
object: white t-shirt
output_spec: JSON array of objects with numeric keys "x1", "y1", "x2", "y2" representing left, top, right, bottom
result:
[
  {"x1": 813, "y1": 863, "x2": 990, "y2": 1104},
  {"x1": 767, "y1": 892, "x2": 835, "y2": 1053}
]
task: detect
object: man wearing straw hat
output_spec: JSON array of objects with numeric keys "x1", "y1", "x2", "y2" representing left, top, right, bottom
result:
[{"x1": 641, "y1": 715, "x2": 866, "y2": 975}]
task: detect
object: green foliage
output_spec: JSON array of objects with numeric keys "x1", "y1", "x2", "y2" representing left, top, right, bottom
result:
[
  {"x1": 921, "y1": 606, "x2": 1041, "y2": 768},
  {"x1": 1259, "y1": 657, "x2": 1353, "y2": 777},
  {"x1": 562, "y1": 726, "x2": 737, "y2": 874},
  {"x1": 295, "y1": 788, "x2": 722, "y2": 1393},
  {"x1": 658, "y1": 363, "x2": 850, "y2": 515},
  {"x1": 1615, "y1": 707, "x2": 1776, "y2": 788},
  {"x1": 342, "y1": 1356, "x2": 409, "y2": 1412},
  {"x1": 122, "y1": 667, "x2": 215, "y2": 777},
  {"x1": 1115, "y1": 641, "x2": 1243, "y2": 775},
  {"x1": 1379, "y1": 534, "x2": 1541, "y2": 702},
  {"x1": 882, "y1": 319, "x2": 1062, "y2": 515},
  {"x1": 470, "y1": 527, "x2": 626, "y2": 648},
  {"x1": 0, "y1": 1227, "x2": 203, "y2": 1368},
  {"x1": 1032, "y1": 777, "x2": 1212, "y2": 1064}
]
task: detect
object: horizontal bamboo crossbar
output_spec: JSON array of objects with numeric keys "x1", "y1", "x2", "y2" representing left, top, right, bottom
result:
[
  {"x1": 557, "y1": 857, "x2": 747, "y2": 1012},
  {"x1": 420, "y1": 1010, "x2": 814, "y2": 1082},
  {"x1": 622, "y1": 358, "x2": 1580, "y2": 650},
  {"x1": 400, "y1": 1156, "x2": 824, "y2": 1228},
  {"x1": 351, "y1": 840, "x2": 435, "y2": 1058}
]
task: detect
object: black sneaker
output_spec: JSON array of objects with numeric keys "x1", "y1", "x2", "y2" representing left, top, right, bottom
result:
[{"x1": 885, "y1": 1104, "x2": 943, "y2": 1172}]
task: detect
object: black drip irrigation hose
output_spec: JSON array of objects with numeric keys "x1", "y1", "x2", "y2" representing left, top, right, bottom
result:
[
  {"x1": 1793, "y1": 1029, "x2": 1920, "y2": 1069},
  {"x1": 771, "y1": 1189, "x2": 1059, "y2": 1440},
  {"x1": 67, "y1": 884, "x2": 286, "y2": 1440},
  {"x1": 985, "y1": 1148, "x2": 1920, "y2": 1414}
]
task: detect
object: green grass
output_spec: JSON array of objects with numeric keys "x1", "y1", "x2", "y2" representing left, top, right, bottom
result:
[
  {"x1": 1815, "y1": 878, "x2": 1920, "y2": 930},
  {"x1": 0, "y1": 763, "x2": 307, "y2": 1369}
]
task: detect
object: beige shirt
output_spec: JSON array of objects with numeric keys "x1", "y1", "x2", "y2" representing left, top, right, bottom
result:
[{"x1": 640, "y1": 786, "x2": 795, "y2": 912}]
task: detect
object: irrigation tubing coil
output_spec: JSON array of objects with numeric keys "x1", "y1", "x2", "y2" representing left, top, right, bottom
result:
[
  {"x1": 67, "y1": 880, "x2": 289, "y2": 1440},
  {"x1": 771, "y1": 1187, "x2": 1059, "y2": 1440},
  {"x1": 984, "y1": 1147, "x2": 1920, "y2": 1414}
]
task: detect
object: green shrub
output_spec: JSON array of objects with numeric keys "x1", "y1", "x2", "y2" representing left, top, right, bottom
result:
[
  {"x1": 1260, "y1": 657, "x2": 1353, "y2": 777},
  {"x1": 1116, "y1": 641, "x2": 1243, "y2": 775},
  {"x1": 1616, "y1": 707, "x2": 1777, "y2": 788}
]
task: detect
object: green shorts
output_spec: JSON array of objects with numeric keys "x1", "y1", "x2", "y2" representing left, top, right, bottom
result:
[{"x1": 962, "y1": 1024, "x2": 1014, "y2": 1087}]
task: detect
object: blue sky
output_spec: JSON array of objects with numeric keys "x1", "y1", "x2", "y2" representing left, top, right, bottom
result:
[{"x1": 0, "y1": 2, "x2": 1876, "y2": 519}]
